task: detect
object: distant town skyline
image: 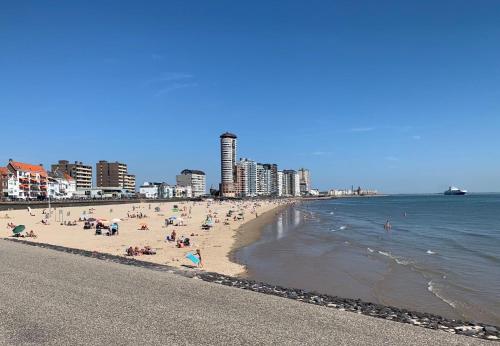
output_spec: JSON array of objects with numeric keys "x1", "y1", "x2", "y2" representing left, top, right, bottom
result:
[{"x1": 2, "y1": 1, "x2": 500, "y2": 193}]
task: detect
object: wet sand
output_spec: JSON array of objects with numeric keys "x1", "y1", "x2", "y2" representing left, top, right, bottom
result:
[{"x1": 229, "y1": 203, "x2": 292, "y2": 277}]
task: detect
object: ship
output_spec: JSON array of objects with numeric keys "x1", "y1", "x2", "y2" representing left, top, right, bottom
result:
[{"x1": 444, "y1": 186, "x2": 467, "y2": 195}]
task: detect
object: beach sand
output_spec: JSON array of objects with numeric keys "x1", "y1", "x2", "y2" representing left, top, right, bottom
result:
[{"x1": 0, "y1": 199, "x2": 290, "y2": 276}]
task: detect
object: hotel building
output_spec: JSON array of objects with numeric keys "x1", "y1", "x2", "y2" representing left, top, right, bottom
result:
[
  {"x1": 51, "y1": 160, "x2": 92, "y2": 190},
  {"x1": 220, "y1": 132, "x2": 237, "y2": 197}
]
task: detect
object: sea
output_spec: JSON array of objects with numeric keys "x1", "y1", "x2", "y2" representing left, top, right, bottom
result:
[{"x1": 234, "y1": 194, "x2": 500, "y2": 326}]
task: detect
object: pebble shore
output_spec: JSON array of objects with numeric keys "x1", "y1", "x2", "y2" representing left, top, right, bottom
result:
[{"x1": 6, "y1": 238, "x2": 499, "y2": 342}]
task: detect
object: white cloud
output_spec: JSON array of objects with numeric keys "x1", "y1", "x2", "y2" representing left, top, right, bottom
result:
[{"x1": 349, "y1": 127, "x2": 375, "y2": 132}]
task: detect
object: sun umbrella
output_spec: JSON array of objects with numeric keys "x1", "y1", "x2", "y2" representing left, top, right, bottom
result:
[
  {"x1": 111, "y1": 218, "x2": 121, "y2": 223},
  {"x1": 12, "y1": 225, "x2": 25, "y2": 234},
  {"x1": 168, "y1": 216, "x2": 177, "y2": 220}
]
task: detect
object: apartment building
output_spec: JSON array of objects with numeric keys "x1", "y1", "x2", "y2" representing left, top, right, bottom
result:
[
  {"x1": 51, "y1": 160, "x2": 92, "y2": 190},
  {"x1": 220, "y1": 132, "x2": 237, "y2": 197},
  {"x1": 298, "y1": 168, "x2": 311, "y2": 195},
  {"x1": 4, "y1": 160, "x2": 48, "y2": 200},
  {"x1": 176, "y1": 169, "x2": 206, "y2": 197},
  {"x1": 96, "y1": 160, "x2": 136, "y2": 191}
]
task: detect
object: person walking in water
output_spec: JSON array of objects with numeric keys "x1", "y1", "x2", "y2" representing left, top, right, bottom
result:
[{"x1": 384, "y1": 219, "x2": 392, "y2": 231}]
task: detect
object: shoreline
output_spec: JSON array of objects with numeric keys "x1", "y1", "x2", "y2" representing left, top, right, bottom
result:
[
  {"x1": 4, "y1": 237, "x2": 498, "y2": 341},
  {"x1": 229, "y1": 203, "x2": 293, "y2": 277}
]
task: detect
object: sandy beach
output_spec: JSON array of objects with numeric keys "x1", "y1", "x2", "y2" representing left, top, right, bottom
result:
[{"x1": 0, "y1": 199, "x2": 291, "y2": 276}]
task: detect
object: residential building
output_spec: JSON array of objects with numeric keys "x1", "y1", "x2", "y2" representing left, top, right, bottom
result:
[
  {"x1": 282, "y1": 170, "x2": 301, "y2": 197},
  {"x1": 235, "y1": 158, "x2": 257, "y2": 197},
  {"x1": 269, "y1": 164, "x2": 279, "y2": 195},
  {"x1": 51, "y1": 160, "x2": 92, "y2": 190},
  {"x1": 257, "y1": 163, "x2": 272, "y2": 196},
  {"x1": 159, "y1": 183, "x2": 174, "y2": 199},
  {"x1": 277, "y1": 171, "x2": 283, "y2": 197},
  {"x1": 0, "y1": 167, "x2": 17, "y2": 199},
  {"x1": 298, "y1": 168, "x2": 311, "y2": 195},
  {"x1": 96, "y1": 160, "x2": 136, "y2": 191},
  {"x1": 5, "y1": 159, "x2": 48, "y2": 200},
  {"x1": 48, "y1": 170, "x2": 76, "y2": 199},
  {"x1": 173, "y1": 185, "x2": 192, "y2": 198},
  {"x1": 124, "y1": 174, "x2": 136, "y2": 191},
  {"x1": 139, "y1": 182, "x2": 161, "y2": 199},
  {"x1": 219, "y1": 132, "x2": 237, "y2": 197},
  {"x1": 176, "y1": 169, "x2": 206, "y2": 197}
]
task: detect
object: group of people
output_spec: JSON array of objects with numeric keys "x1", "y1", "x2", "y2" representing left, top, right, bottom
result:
[
  {"x1": 128, "y1": 212, "x2": 147, "y2": 219},
  {"x1": 126, "y1": 245, "x2": 156, "y2": 256}
]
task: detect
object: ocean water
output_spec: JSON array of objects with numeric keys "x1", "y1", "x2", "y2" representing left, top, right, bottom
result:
[{"x1": 234, "y1": 194, "x2": 500, "y2": 326}]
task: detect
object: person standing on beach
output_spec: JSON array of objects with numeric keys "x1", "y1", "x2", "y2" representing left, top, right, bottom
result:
[{"x1": 195, "y1": 249, "x2": 203, "y2": 268}]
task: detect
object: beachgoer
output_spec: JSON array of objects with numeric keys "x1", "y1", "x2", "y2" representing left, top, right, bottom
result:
[
  {"x1": 384, "y1": 220, "x2": 392, "y2": 231},
  {"x1": 195, "y1": 249, "x2": 203, "y2": 267}
]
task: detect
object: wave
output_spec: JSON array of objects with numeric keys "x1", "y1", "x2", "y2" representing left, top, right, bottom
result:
[
  {"x1": 367, "y1": 247, "x2": 374, "y2": 253},
  {"x1": 377, "y1": 251, "x2": 412, "y2": 266},
  {"x1": 426, "y1": 250, "x2": 436, "y2": 255},
  {"x1": 427, "y1": 280, "x2": 457, "y2": 308},
  {"x1": 330, "y1": 225, "x2": 347, "y2": 232}
]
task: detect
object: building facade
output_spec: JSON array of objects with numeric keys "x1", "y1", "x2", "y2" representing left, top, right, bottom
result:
[
  {"x1": 51, "y1": 160, "x2": 92, "y2": 190},
  {"x1": 282, "y1": 170, "x2": 301, "y2": 197},
  {"x1": 139, "y1": 182, "x2": 161, "y2": 199},
  {"x1": 4, "y1": 160, "x2": 48, "y2": 200},
  {"x1": 219, "y1": 132, "x2": 237, "y2": 197},
  {"x1": 176, "y1": 169, "x2": 206, "y2": 197},
  {"x1": 235, "y1": 158, "x2": 257, "y2": 197},
  {"x1": 257, "y1": 163, "x2": 272, "y2": 196},
  {"x1": 96, "y1": 160, "x2": 136, "y2": 191},
  {"x1": 48, "y1": 170, "x2": 76, "y2": 199},
  {"x1": 298, "y1": 168, "x2": 311, "y2": 195}
]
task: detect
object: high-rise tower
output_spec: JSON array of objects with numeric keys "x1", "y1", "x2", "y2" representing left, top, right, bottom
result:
[{"x1": 219, "y1": 132, "x2": 237, "y2": 197}]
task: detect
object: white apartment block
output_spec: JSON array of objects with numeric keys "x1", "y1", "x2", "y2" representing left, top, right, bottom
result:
[
  {"x1": 139, "y1": 182, "x2": 161, "y2": 199},
  {"x1": 176, "y1": 169, "x2": 206, "y2": 197}
]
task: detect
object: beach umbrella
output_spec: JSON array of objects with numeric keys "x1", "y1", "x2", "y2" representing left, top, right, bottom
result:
[
  {"x1": 168, "y1": 216, "x2": 177, "y2": 220},
  {"x1": 111, "y1": 218, "x2": 121, "y2": 223},
  {"x1": 12, "y1": 225, "x2": 25, "y2": 234}
]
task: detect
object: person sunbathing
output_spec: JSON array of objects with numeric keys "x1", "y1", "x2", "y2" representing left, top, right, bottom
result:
[
  {"x1": 142, "y1": 246, "x2": 156, "y2": 255},
  {"x1": 26, "y1": 230, "x2": 37, "y2": 238}
]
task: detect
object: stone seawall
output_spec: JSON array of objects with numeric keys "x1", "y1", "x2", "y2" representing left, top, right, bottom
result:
[{"x1": 0, "y1": 198, "x2": 198, "y2": 211}]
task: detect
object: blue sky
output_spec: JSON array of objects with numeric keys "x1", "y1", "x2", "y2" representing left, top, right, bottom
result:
[{"x1": 1, "y1": 1, "x2": 499, "y2": 193}]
